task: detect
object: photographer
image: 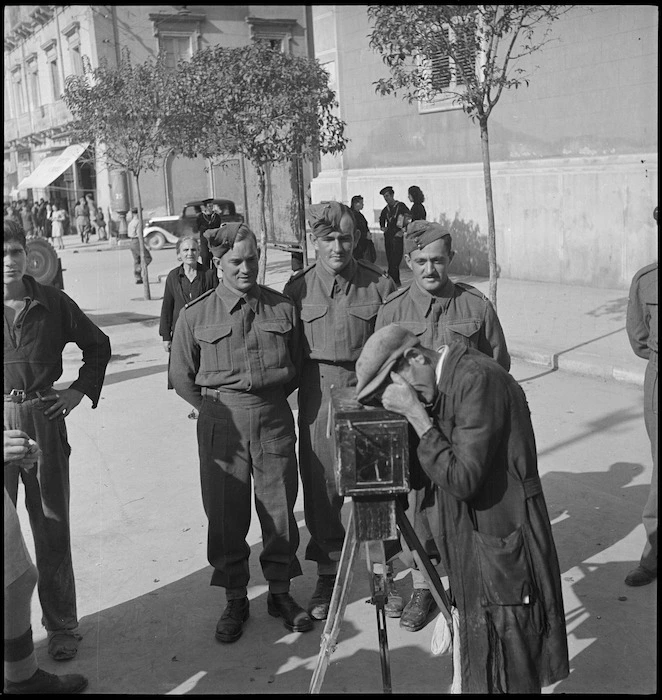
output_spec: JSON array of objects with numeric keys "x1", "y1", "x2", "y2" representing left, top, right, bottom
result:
[{"x1": 354, "y1": 325, "x2": 569, "y2": 693}]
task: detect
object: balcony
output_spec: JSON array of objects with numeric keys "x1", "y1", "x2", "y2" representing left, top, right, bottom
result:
[{"x1": 4, "y1": 100, "x2": 73, "y2": 146}]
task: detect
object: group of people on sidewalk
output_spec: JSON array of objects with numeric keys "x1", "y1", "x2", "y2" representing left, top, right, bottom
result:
[{"x1": 3, "y1": 196, "x2": 657, "y2": 694}]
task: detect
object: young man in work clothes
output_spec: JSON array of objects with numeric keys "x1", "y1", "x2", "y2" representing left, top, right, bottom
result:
[
  {"x1": 4, "y1": 219, "x2": 111, "y2": 662},
  {"x1": 355, "y1": 325, "x2": 569, "y2": 693},
  {"x1": 170, "y1": 222, "x2": 312, "y2": 642},
  {"x1": 375, "y1": 219, "x2": 510, "y2": 631},
  {"x1": 283, "y1": 201, "x2": 396, "y2": 620}
]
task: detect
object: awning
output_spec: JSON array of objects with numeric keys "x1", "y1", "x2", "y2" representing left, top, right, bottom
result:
[{"x1": 17, "y1": 143, "x2": 89, "y2": 190}]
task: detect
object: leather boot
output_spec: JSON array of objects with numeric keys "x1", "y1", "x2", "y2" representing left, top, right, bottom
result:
[
  {"x1": 215, "y1": 597, "x2": 250, "y2": 643},
  {"x1": 267, "y1": 592, "x2": 313, "y2": 632}
]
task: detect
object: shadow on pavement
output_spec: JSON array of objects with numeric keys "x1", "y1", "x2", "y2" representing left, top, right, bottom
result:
[
  {"x1": 84, "y1": 311, "x2": 160, "y2": 328},
  {"x1": 104, "y1": 364, "x2": 169, "y2": 386}
]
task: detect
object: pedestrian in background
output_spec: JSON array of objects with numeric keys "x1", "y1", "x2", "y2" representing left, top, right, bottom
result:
[
  {"x1": 19, "y1": 203, "x2": 34, "y2": 239},
  {"x1": 375, "y1": 220, "x2": 511, "y2": 632},
  {"x1": 160, "y1": 234, "x2": 217, "y2": 389},
  {"x1": 170, "y1": 223, "x2": 312, "y2": 644},
  {"x1": 127, "y1": 207, "x2": 152, "y2": 285},
  {"x1": 355, "y1": 325, "x2": 569, "y2": 693},
  {"x1": 195, "y1": 199, "x2": 221, "y2": 271},
  {"x1": 4, "y1": 219, "x2": 111, "y2": 663},
  {"x1": 43, "y1": 203, "x2": 53, "y2": 243},
  {"x1": 85, "y1": 195, "x2": 98, "y2": 239},
  {"x1": 379, "y1": 186, "x2": 410, "y2": 286},
  {"x1": 624, "y1": 205, "x2": 658, "y2": 587},
  {"x1": 95, "y1": 209, "x2": 107, "y2": 241},
  {"x1": 407, "y1": 185, "x2": 427, "y2": 223},
  {"x1": 350, "y1": 195, "x2": 376, "y2": 263},
  {"x1": 74, "y1": 197, "x2": 90, "y2": 244},
  {"x1": 51, "y1": 205, "x2": 66, "y2": 250},
  {"x1": 283, "y1": 201, "x2": 396, "y2": 621},
  {"x1": 4, "y1": 430, "x2": 88, "y2": 695}
]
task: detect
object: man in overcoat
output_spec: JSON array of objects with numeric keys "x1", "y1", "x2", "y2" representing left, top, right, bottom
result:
[{"x1": 355, "y1": 324, "x2": 569, "y2": 693}]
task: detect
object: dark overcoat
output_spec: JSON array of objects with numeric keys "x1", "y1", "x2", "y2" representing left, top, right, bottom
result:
[{"x1": 417, "y1": 343, "x2": 569, "y2": 693}]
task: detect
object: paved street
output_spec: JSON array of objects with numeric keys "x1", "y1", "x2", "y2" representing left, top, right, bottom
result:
[{"x1": 14, "y1": 239, "x2": 657, "y2": 694}]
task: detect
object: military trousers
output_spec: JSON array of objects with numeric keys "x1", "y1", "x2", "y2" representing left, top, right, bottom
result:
[
  {"x1": 4, "y1": 397, "x2": 78, "y2": 633},
  {"x1": 298, "y1": 361, "x2": 356, "y2": 567},
  {"x1": 640, "y1": 358, "x2": 658, "y2": 573},
  {"x1": 197, "y1": 388, "x2": 302, "y2": 590}
]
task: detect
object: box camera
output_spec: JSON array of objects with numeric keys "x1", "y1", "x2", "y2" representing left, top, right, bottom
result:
[{"x1": 330, "y1": 387, "x2": 410, "y2": 540}]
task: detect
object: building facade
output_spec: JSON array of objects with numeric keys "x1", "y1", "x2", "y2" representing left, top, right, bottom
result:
[
  {"x1": 4, "y1": 4, "x2": 312, "y2": 246},
  {"x1": 310, "y1": 5, "x2": 658, "y2": 288}
]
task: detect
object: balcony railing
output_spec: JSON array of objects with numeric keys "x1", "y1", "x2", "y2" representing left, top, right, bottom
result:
[{"x1": 4, "y1": 100, "x2": 73, "y2": 144}]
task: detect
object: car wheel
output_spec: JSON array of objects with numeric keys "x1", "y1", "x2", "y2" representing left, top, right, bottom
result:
[{"x1": 146, "y1": 231, "x2": 166, "y2": 250}]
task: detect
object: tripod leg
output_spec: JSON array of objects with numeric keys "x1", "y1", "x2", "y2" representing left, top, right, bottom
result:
[
  {"x1": 395, "y1": 500, "x2": 453, "y2": 625},
  {"x1": 309, "y1": 508, "x2": 359, "y2": 694},
  {"x1": 366, "y1": 541, "x2": 392, "y2": 694}
]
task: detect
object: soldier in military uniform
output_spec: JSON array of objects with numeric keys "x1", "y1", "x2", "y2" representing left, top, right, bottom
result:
[
  {"x1": 375, "y1": 219, "x2": 510, "y2": 632},
  {"x1": 283, "y1": 201, "x2": 396, "y2": 620},
  {"x1": 624, "y1": 206, "x2": 658, "y2": 587},
  {"x1": 169, "y1": 222, "x2": 312, "y2": 643}
]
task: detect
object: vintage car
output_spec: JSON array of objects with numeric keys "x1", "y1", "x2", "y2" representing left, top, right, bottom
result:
[{"x1": 143, "y1": 198, "x2": 243, "y2": 250}]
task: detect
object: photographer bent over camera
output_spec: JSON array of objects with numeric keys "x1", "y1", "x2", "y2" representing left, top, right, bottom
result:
[{"x1": 354, "y1": 324, "x2": 569, "y2": 693}]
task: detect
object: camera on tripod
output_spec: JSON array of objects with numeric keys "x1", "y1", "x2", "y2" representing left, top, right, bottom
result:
[{"x1": 329, "y1": 387, "x2": 410, "y2": 541}]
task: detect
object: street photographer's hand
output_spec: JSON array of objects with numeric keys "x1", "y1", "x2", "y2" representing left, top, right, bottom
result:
[
  {"x1": 41, "y1": 388, "x2": 84, "y2": 420},
  {"x1": 382, "y1": 373, "x2": 434, "y2": 438}
]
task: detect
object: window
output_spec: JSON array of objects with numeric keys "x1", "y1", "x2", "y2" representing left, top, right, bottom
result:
[
  {"x1": 246, "y1": 17, "x2": 297, "y2": 55},
  {"x1": 49, "y1": 58, "x2": 61, "y2": 101},
  {"x1": 26, "y1": 56, "x2": 41, "y2": 109},
  {"x1": 61, "y1": 20, "x2": 83, "y2": 76},
  {"x1": 159, "y1": 33, "x2": 193, "y2": 69},
  {"x1": 71, "y1": 44, "x2": 83, "y2": 75},
  {"x1": 11, "y1": 66, "x2": 26, "y2": 115},
  {"x1": 419, "y1": 13, "x2": 479, "y2": 114}
]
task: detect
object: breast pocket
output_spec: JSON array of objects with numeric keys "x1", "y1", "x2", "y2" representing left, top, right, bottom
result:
[
  {"x1": 446, "y1": 319, "x2": 481, "y2": 348},
  {"x1": 194, "y1": 325, "x2": 233, "y2": 371},
  {"x1": 300, "y1": 305, "x2": 328, "y2": 352},
  {"x1": 256, "y1": 320, "x2": 291, "y2": 369},
  {"x1": 347, "y1": 304, "x2": 380, "y2": 351}
]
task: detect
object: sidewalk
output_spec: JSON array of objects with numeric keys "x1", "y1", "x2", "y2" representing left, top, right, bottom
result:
[{"x1": 63, "y1": 238, "x2": 646, "y2": 387}]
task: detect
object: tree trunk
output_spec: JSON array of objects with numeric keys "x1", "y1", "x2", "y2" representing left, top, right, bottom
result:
[
  {"x1": 134, "y1": 172, "x2": 151, "y2": 300},
  {"x1": 479, "y1": 118, "x2": 498, "y2": 311},
  {"x1": 257, "y1": 165, "x2": 268, "y2": 285}
]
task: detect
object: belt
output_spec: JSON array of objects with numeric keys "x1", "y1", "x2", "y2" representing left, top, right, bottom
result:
[{"x1": 4, "y1": 387, "x2": 54, "y2": 404}]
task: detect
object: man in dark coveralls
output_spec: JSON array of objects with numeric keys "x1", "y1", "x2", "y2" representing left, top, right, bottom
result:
[
  {"x1": 283, "y1": 201, "x2": 396, "y2": 620},
  {"x1": 378, "y1": 186, "x2": 410, "y2": 286},
  {"x1": 355, "y1": 325, "x2": 569, "y2": 693},
  {"x1": 376, "y1": 220, "x2": 510, "y2": 631},
  {"x1": 624, "y1": 206, "x2": 658, "y2": 587},
  {"x1": 169, "y1": 222, "x2": 312, "y2": 643},
  {"x1": 4, "y1": 219, "x2": 111, "y2": 663}
]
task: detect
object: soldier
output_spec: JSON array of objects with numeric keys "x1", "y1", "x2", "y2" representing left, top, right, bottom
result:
[
  {"x1": 375, "y1": 219, "x2": 510, "y2": 632},
  {"x1": 169, "y1": 222, "x2": 312, "y2": 643},
  {"x1": 283, "y1": 201, "x2": 396, "y2": 620},
  {"x1": 624, "y1": 206, "x2": 658, "y2": 587}
]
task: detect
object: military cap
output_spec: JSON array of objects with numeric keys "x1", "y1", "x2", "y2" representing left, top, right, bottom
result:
[
  {"x1": 404, "y1": 220, "x2": 451, "y2": 254},
  {"x1": 306, "y1": 201, "x2": 355, "y2": 238},
  {"x1": 204, "y1": 222, "x2": 253, "y2": 259},
  {"x1": 379, "y1": 186, "x2": 394, "y2": 196},
  {"x1": 355, "y1": 324, "x2": 420, "y2": 403}
]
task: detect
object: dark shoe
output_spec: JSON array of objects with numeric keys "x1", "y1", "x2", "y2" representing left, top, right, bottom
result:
[
  {"x1": 215, "y1": 597, "x2": 249, "y2": 643},
  {"x1": 308, "y1": 575, "x2": 336, "y2": 620},
  {"x1": 267, "y1": 592, "x2": 313, "y2": 632},
  {"x1": 400, "y1": 589, "x2": 436, "y2": 632},
  {"x1": 4, "y1": 668, "x2": 88, "y2": 694},
  {"x1": 624, "y1": 566, "x2": 657, "y2": 587},
  {"x1": 384, "y1": 575, "x2": 404, "y2": 618},
  {"x1": 135, "y1": 279, "x2": 143, "y2": 284}
]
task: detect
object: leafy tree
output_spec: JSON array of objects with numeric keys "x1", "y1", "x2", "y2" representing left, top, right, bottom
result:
[
  {"x1": 368, "y1": 4, "x2": 573, "y2": 308},
  {"x1": 63, "y1": 50, "x2": 179, "y2": 300},
  {"x1": 174, "y1": 42, "x2": 348, "y2": 283}
]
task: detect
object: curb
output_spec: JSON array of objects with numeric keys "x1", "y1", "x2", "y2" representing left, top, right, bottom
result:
[{"x1": 510, "y1": 346, "x2": 644, "y2": 387}]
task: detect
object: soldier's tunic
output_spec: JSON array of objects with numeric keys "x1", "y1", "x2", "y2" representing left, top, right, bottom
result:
[
  {"x1": 283, "y1": 259, "x2": 396, "y2": 565},
  {"x1": 376, "y1": 278, "x2": 510, "y2": 562},
  {"x1": 169, "y1": 282, "x2": 303, "y2": 590},
  {"x1": 626, "y1": 262, "x2": 658, "y2": 574}
]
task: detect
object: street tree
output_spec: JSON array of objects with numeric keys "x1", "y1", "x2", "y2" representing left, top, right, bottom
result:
[
  {"x1": 367, "y1": 4, "x2": 573, "y2": 308},
  {"x1": 63, "y1": 50, "x2": 179, "y2": 300},
  {"x1": 174, "y1": 41, "x2": 347, "y2": 283}
]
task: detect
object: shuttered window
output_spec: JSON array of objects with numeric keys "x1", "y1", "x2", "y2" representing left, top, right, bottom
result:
[{"x1": 429, "y1": 17, "x2": 477, "y2": 92}]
